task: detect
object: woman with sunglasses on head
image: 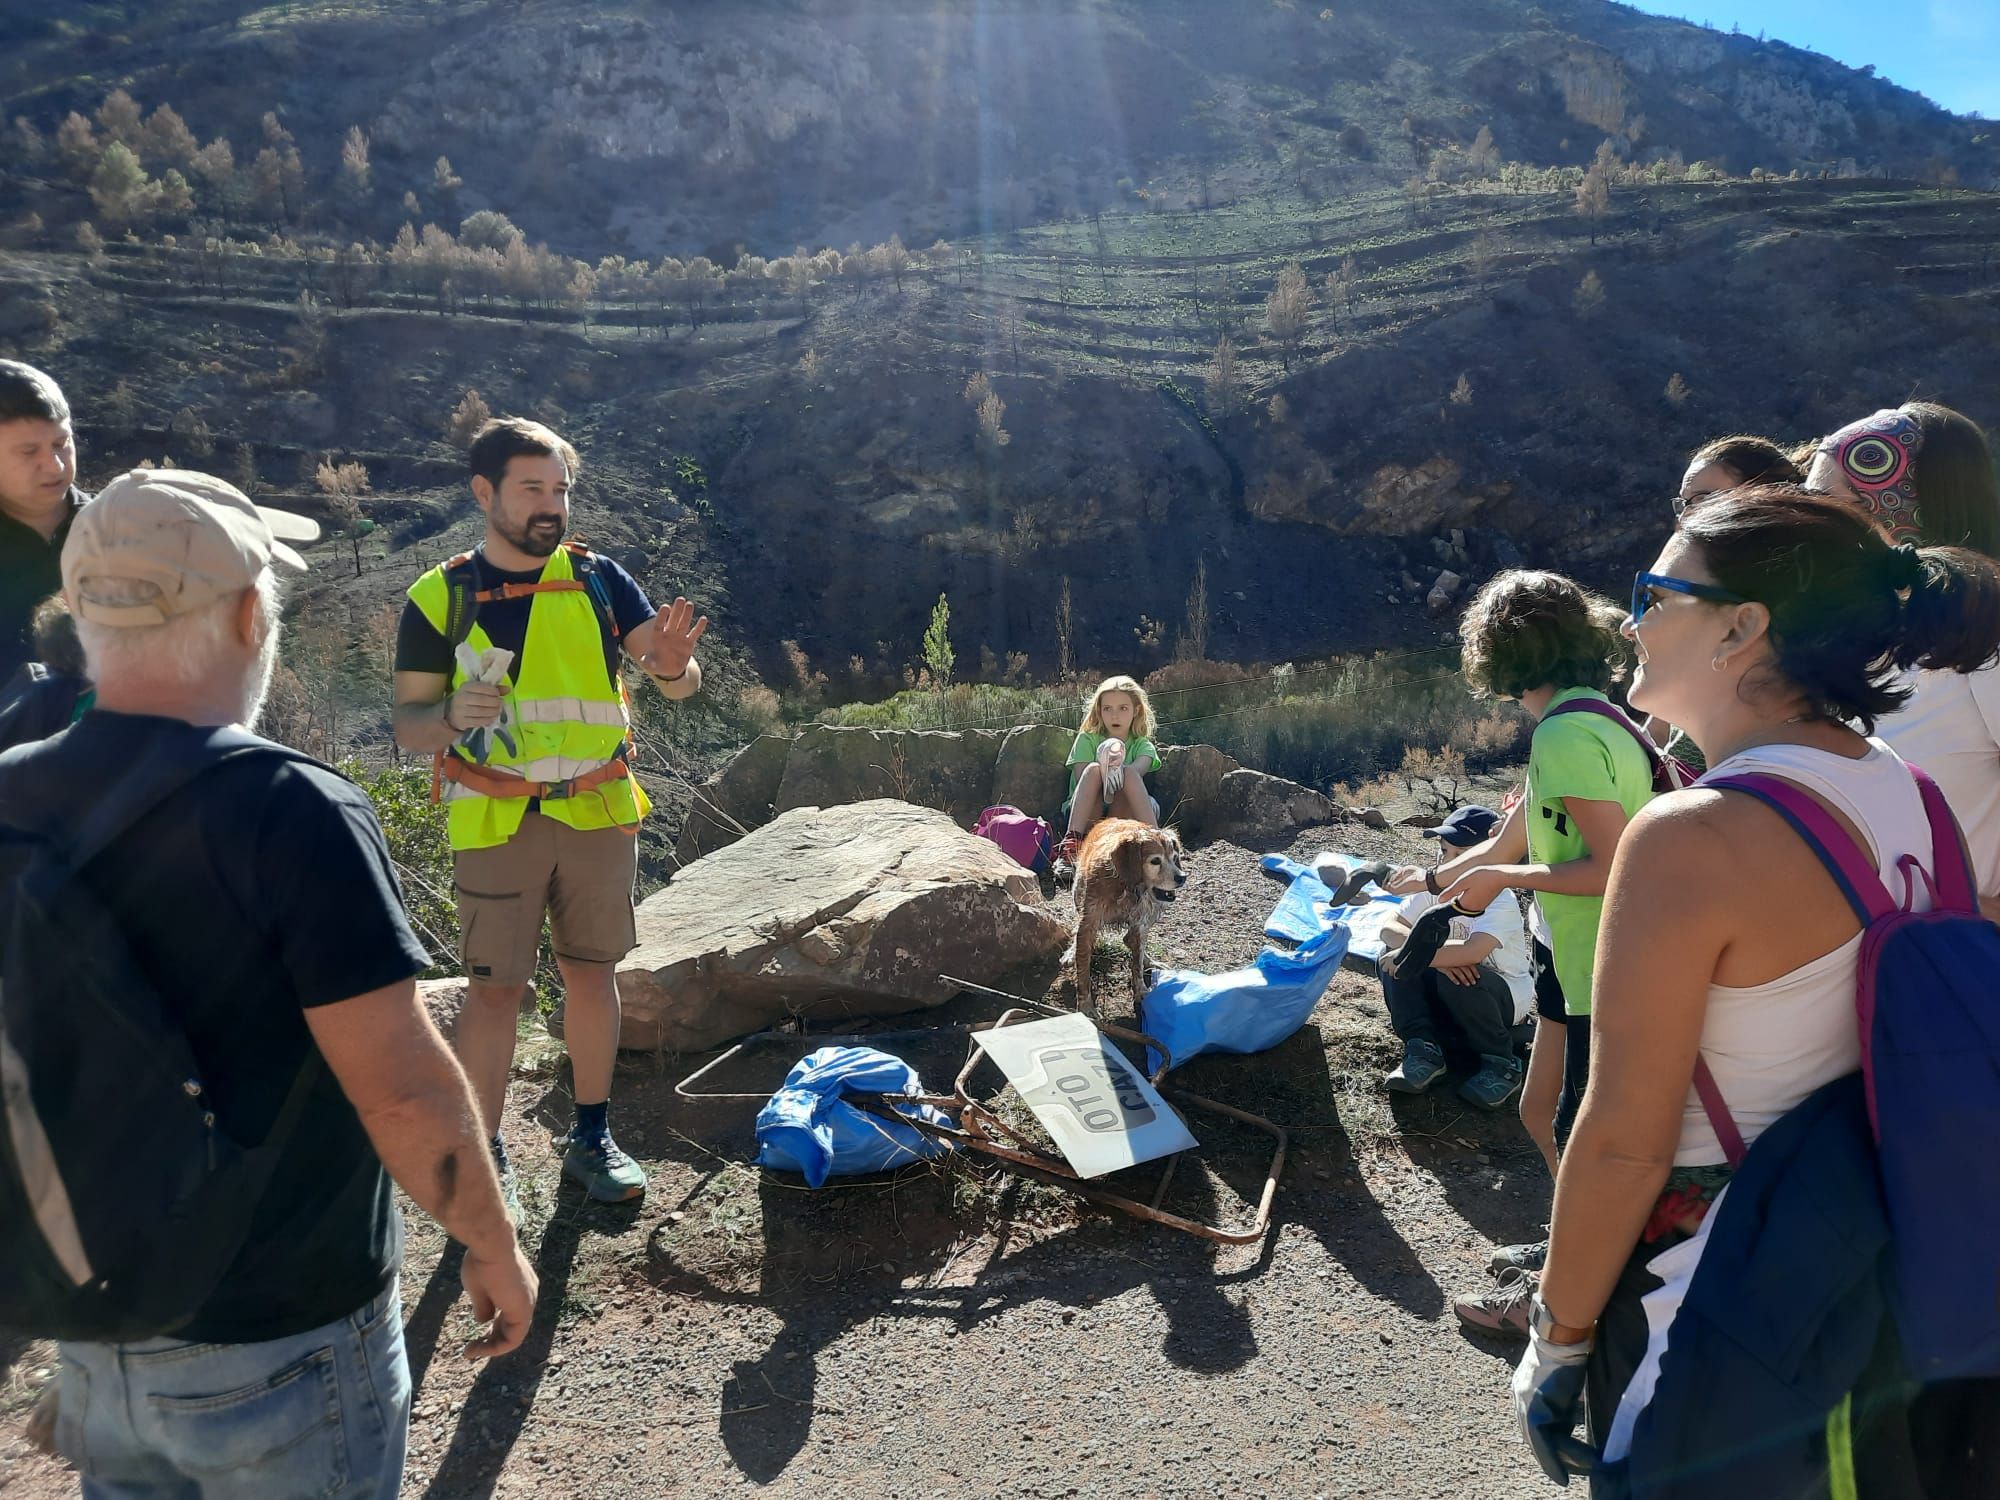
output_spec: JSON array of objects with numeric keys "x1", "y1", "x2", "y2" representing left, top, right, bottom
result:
[
  {"x1": 1674, "y1": 434, "x2": 1803, "y2": 517},
  {"x1": 1513, "y1": 485, "x2": 2000, "y2": 1491},
  {"x1": 1810, "y1": 402, "x2": 2000, "y2": 921}
]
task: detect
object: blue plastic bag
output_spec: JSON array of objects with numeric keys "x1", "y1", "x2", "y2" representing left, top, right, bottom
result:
[
  {"x1": 1258, "y1": 854, "x2": 1338, "y2": 944},
  {"x1": 754, "y1": 1046, "x2": 955, "y2": 1188},
  {"x1": 1260, "y1": 852, "x2": 1403, "y2": 965},
  {"x1": 1139, "y1": 922, "x2": 1350, "y2": 1073}
]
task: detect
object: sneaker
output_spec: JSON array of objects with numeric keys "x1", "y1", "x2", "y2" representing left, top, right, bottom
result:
[
  {"x1": 1455, "y1": 1266, "x2": 1536, "y2": 1338},
  {"x1": 1488, "y1": 1238, "x2": 1549, "y2": 1277},
  {"x1": 1385, "y1": 1038, "x2": 1447, "y2": 1094},
  {"x1": 561, "y1": 1131, "x2": 647, "y2": 1203},
  {"x1": 1051, "y1": 833, "x2": 1084, "y2": 885},
  {"x1": 1457, "y1": 1053, "x2": 1524, "y2": 1111},
  {"x1": 490, "y1": 1139, "x2": 522, "y2": 1232}
]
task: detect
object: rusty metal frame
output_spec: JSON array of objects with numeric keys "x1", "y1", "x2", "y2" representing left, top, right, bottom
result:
[{"x1": 675, "y1": 1002, "x2": 1288, "y2": 1248}]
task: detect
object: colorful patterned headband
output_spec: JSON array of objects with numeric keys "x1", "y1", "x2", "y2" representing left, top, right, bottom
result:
[{"x1": 1820, "y1": 408, "x2": 1925, "y2": 543}]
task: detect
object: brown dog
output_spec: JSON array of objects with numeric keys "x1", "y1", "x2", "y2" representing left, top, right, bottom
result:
[{"x1": 1070, "y1": 818, "x2": 1186, "y2": 1018}]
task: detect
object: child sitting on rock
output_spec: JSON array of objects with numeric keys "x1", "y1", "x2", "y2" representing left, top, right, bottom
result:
[
  {"x1": 1378, "y1": 804, "x2": 1534, "y2": 1110},
  {"x1": 1052, "y1": 674, "x2": 1161, "y2": 880}
]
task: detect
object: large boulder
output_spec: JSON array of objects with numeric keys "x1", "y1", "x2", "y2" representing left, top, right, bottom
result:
[
  {"x1": 675, "y1": 732, "x2": 791, "y2": 864},
  {"x1": 773, "y1": 724, "x2": 1008, "y2": 827},
  {"x1": 1150, "y1": 743, "x2": 1237, "y2": 838},
  {"x1": 1207, "y1": 768, "x2": 1340, "y2": 844},
  {"x1": 617, "y1": 799, "x2": 1070, "y2": 1053},
  {"x1": 988, "y1": 722, "x2": 1073, "y2": 819}
]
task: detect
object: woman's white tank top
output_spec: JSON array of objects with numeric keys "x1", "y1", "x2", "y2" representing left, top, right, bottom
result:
[{"x1": 1676, "y1": 738, "x2": 1934, "y2": 1166}]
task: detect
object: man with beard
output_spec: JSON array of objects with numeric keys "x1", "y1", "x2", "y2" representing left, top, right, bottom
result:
[
  {"x1": 0, "y1": 361, "x2": 90, "y2": 683},
  {"x1": 393, "y1": 418, "x2": 705, "y2": 1213},
  {"x1": 1, "y1": 470, "x2": 535, "y2": 1495}
]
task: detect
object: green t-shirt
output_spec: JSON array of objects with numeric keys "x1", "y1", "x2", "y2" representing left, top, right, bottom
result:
[
  {"x1": 1065, "y1": 731, "x2": 1161, "y2": 799},
  {"x1": 1524, "y1": 688, "x2": 1656, "y2": 1016}
]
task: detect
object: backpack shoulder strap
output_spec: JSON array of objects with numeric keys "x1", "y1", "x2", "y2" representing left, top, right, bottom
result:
[
  {"x1": 438, "y1": 551, "x2": 483, "y2": 657},
  {"x1": 562, "y1": 541, "x2": 625, "y2": 681},
  {"x1": 66, "y1": 728, "x2": 320, "y2": 870},
  {"x1": 1705, "y1": 773, "x2": 1896, "y2": 925},
  {"x1": 1545, "y1": 695, "x2": 1667, "y2": 773},
  {"x1": 1690, "y1": 1056, "x2": 1748, "y2": 1169},
  {"x1": 1908, "y1": 764, "x2": 1978, "y2": 914}
]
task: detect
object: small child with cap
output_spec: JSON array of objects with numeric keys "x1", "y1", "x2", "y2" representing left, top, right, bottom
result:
[{"x1": 1376, "y1": 804, "x2": 1534, "y2": 1109}]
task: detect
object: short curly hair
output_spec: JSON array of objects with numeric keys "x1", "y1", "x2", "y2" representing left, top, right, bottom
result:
[{"x1": 1458, "y1": 569, "x2": 1630, "y2": 700}]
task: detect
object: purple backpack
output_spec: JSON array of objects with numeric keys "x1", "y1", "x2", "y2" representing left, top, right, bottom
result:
[
  {"x1": 1544, "y1": 695, "x2": 1697, "y2": 794},
  {"x1": 1697, "y1": 765, "x2": 2000, "y2": 1380},
  {"x1": 971, "y1": 805, "x2": 1053, "y2": 873}
]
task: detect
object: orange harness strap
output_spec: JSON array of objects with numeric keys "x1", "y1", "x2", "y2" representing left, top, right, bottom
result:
[{"x1": 428, "y1": 752, "x2": 642, "y2": 836}]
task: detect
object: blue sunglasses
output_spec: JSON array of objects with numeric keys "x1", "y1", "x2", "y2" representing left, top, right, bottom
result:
[{"x1": 1631, "y1": 572, "x2": 1746, "y2": 623}]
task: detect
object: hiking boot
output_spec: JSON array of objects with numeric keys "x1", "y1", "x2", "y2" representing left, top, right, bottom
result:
[
  {"x1": 1051, "y1": 833, "x2": 1084, "y2": 885},
  {"x1": 1385, "y1": 1038, "x2": 1448, "y2": 1094},
  {"x1": 496, "y1": 1155, "x2": 522, "y2": 1232},
  {"x1": 1455, "y1": 1266, "x2": 1536, "y2": 1338},
  {"x1": 1488, "y1": 1238, "x2": 1549, "y2": 1278},
  {"x1": 1387, "y1": 900, "x2": 1460, "y2": 976},
  {"x1": 490, "y1": 1138, "x2": 522, "y2": 1233},
  {"x1": 561, "y1": 1132, "x2": 647, "y2": 1203},
  {"x1": 1315, "y1": 855, "x2": 1395, "y2": 907},
  {"x1": 1458, "y1": 1053, "x2": 1524, "y2": 1111}
]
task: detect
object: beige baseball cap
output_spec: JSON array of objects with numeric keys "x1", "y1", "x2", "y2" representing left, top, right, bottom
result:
[{"x1": 63, "y1": 469, "x2": 321, "y2": 627}]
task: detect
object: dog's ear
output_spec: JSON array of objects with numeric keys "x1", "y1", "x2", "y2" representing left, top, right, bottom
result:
[{"x1": 1114, "y1": 833, "x2": 1148, "y2": 887}]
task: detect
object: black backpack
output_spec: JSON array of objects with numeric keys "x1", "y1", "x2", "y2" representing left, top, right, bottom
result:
[{"x1": 0, "y1": 726, "x2": 324, "y2": 1341}]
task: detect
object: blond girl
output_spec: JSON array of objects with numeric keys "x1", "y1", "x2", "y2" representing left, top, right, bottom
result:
[{"x1": 1054, "y1": 675, "x2": 1162, "y2": 871}]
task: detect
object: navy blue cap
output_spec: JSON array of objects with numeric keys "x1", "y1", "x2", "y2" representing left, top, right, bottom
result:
[{"x1": 1422, "y1": 804, "x2": 1500, "y2": 847}]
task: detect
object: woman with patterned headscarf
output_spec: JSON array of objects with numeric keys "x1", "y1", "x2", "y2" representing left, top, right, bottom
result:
[{"x1": 1809, "y1": 401, "x2": 2000, "y2": 921}]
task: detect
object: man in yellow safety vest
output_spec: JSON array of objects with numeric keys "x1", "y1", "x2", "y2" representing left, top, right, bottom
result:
[{"x1": 393, "y1": 418, "x2": 705, "y2": 1211}]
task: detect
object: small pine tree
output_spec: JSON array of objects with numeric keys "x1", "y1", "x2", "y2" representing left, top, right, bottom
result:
[
  {"x1": 1206, "y1": 333, "x2": 1241, "y2": 416},
  {"x1": 921, "y1": 592, "x2": 954, "y2": 724},
  {"x1": 1449, "y1": 373, "x2": 1474, "y2": 406},
  {"x1": 446, "y1": 389, "x2": 491, "y2": 448},
  {"x1": 1664, "y1": 372, "x2": 1691, "y2": 407},
  {"x1": 1573, "y1": 268, "x2": 1607, "y2": 318},
  {"x1": 315, "y1": 458, "x2": 373, "y2": 576}
]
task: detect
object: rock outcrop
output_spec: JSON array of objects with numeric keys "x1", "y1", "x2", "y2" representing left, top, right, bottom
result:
[
  {"x1": 622, "y1": 799, "x2": 1071, "y2": 1053},
  {"x1": 677, "y1": 725, "x2": 1340, "y2": 863}
]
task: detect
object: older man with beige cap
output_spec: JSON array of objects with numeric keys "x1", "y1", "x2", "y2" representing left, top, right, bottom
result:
[{"x1": 0, "y1": 469, "x2": 536, "y2": 1497}]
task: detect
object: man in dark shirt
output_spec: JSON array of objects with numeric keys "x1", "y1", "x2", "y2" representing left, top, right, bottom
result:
[
  {"x1": 5, "y1": 469, "x2": 537, "y2": 1496},
  {"x1": 393, "y1": 417, "x2": 707, "y2": 1214},
  {"x1": 0, "y1": 361, "x2": 88, "y2": 682}
]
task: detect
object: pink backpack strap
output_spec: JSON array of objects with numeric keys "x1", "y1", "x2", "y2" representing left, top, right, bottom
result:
[
  {"x1": 1704, "y1": 773, "x2": 1897, "y2": 924},
  {"x1": 1909, "y1": 765, "x2": 1978, "y2": 914},
  {"x1": 1690, "y1": 1055, "x2": 1747, "y2": 1169}
]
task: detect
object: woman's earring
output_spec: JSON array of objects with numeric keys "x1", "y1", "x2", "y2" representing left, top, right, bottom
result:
[{"x1": 1711, "y1": 654, "x2": 1728, "y2": 673}]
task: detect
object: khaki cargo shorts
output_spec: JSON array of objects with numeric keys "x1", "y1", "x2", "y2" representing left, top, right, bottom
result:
[{"x1": 453, "y1": 812, "x2": 639, "y2": 987}]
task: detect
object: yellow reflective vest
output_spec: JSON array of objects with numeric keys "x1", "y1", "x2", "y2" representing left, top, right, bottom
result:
[{"x1": 407, "y1": 546, "x2": 649, "y2": 851}]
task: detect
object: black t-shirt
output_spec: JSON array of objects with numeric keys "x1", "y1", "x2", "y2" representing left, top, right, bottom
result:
[
  {"x1": 394, "y1": 549, "x2": 656, "y2": 678},
  {"x1": 0, "y1": 712, "x2": 431, "y2": 1341},
  {"x1": 0, "y1": 487, "x2": 84, "y2": 685}
]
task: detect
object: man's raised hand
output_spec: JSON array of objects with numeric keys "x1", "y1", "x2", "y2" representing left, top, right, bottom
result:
[{"x1": 641, "y1": 596, "x2": 709, "y2": 680}]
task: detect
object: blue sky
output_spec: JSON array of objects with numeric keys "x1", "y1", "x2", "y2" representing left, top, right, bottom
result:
[{"x1": 1622, "y1": 1, "x2": 2000, "y2": 119}]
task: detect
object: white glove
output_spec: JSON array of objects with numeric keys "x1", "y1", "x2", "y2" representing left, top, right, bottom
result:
[
  {"x1": 1096, "y1": 739, "x2": 1126, "y2": 801},
  {"x1": 1512, "y1": 1321, "x2": 1597, "y2": 1484}
]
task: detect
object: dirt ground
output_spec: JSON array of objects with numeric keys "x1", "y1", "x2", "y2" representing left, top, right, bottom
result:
[{"x1": 2, "y1": 807, "x2": 1565, "y2": 1498}]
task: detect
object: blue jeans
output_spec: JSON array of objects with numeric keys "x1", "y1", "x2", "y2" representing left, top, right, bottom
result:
[{"x1": 55, "y1": 1282, "x2": 408, "y2": 1499}]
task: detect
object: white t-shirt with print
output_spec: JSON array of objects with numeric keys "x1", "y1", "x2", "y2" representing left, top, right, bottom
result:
[{"x1": 1398, "y1": 891, "x2": 1536, "y2": 1023}]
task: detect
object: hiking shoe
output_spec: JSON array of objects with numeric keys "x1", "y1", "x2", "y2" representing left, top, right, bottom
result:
[
  {"x1": 1387, "y1": 900, "x2": 1459, "y2": 976},
  {"x1": 1385, "y1": 1038, "x2": 1448, "y2": 1094},
  {"x1": 1456, "y1": 1266, "x2": 1536, "y2": 1338},
  {"x1": 1488, "y1": 1238, "x2": 1549, "y2": 1277},
  {"x1": 496, "y1": 1155, "x2": 522, "y2": 1232},
  {"x1": 1458, "y1": 1054, "x2": 1524, "y2": 1111},
  {"x1": 561, "y1": 1132, "x2": 646, "y2": 1203},
  {"x1": 1315, "y1": 855, "x2": 1395, "y2": 907},
  {"x1": 1051, "y1": 834, "x2": 1084, "y2": 885}
]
